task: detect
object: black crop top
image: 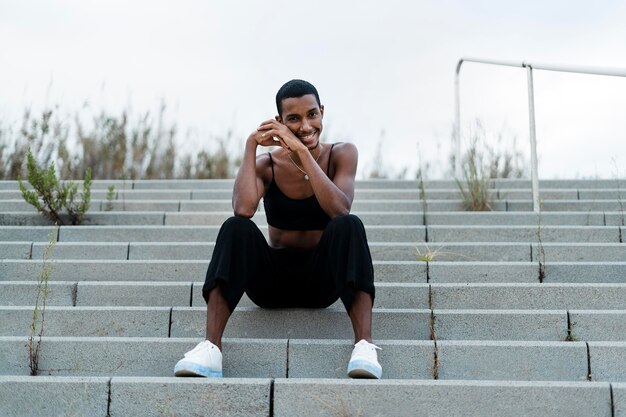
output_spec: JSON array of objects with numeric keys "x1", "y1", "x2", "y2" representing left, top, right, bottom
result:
[{"x1": 263, "y1": 145, "x2": 335, "y2": 230}]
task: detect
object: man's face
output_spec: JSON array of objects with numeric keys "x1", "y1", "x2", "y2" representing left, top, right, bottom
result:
[{"x1": 277, "y1": 94, "x2": 324, "y2": 149}]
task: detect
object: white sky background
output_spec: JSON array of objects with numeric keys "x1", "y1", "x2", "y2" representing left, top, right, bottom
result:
[{"x1": 1, "y1": 0, "x2": 626, "y2": 179}]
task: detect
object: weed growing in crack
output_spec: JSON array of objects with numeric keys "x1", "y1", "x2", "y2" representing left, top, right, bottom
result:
[
  {"x1": 455, "y1": 136, "x2": 493, "y2": 211},
  {"x1": 536, "y1": 199, "x2": 546, "y2": 283},
  {"x1": 28, "y1": 226, "x2": 58, "y2": 375},
  {"x1": 416, "y1": 243, "x2": 443, "y2": 263},
  {"x1": 104, "y1": 185, "x2": 116, "y2": 211},
  {"x1": 428, "y1": 286, "x2": 440, "y2": 380},
  {"x1": 453, "y1": 121, "x2": 526, "y2": 211},
  {"x1": 415, "y1": 243, "x2": 475, "y2": 263},
  {"x1": 454, "y1": 142, "x2": 493, "y2": 211},
  {"x1": 565, "y1": 313, "x2": 579, "y2": 342}
]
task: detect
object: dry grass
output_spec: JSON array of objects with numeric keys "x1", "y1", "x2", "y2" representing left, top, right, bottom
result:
[
  {"x1": 28, "y1": 227, "x2": 58, "y2": 375},
  {"x1": 455, "y1": 121, "x2": 526, "y2": 211},
  {"x1": 1, "y1": 103, "x2": 241, "y2": 180}
]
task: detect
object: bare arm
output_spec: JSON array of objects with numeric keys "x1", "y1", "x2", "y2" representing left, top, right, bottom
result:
[
  {"x1": 232, "y1": 133, "x2": 272, "y2": 218},
  {"x1": 299, "y1": 142, "x2": 355, "y2": 217}
]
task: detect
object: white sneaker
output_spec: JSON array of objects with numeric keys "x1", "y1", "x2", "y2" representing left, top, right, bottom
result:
[
  {"x1": 347, "y1": 339, "x2": 382, "y2": 379},
  {"x1": 174, "y1": 340, "x2": 223, "y2": 378}
]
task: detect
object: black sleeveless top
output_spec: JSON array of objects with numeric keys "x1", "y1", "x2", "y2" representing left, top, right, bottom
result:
[{"x1": 263, "y1": 144, "x2": 335, "y2": 231}]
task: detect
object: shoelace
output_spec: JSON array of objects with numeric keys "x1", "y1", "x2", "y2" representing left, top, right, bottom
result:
[
  {"x1": 185, "y1": 341, "x2": 215, "y2": 357},
  {"x1": 355, "y1": 340, "x2": 382, "y2": 350}
]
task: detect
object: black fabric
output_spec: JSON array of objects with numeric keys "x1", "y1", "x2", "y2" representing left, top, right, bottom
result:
[
  {"x1": 202, "y1": 214, "x2": 375, "y2": 312},
  {"x1": 263, "y1": 182, "x2": 331, "y2": 230},
  {"x1": 262, "y1": 145, "x2": 335, "y2": 231}
]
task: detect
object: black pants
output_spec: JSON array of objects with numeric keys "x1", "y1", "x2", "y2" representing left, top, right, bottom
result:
[{"x1": 202, "y1": 214, "x2": 375, "y2": 312}]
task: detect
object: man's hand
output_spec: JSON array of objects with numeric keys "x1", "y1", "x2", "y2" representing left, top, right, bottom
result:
[{"x1": 256, "y1": 119, "x2": 307, "y2": 154}]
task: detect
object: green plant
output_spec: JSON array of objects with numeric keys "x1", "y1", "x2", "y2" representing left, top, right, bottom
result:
[
  {"x1": 28, "y1": 227, "x2": 58, "y2": 375},
  {"x1": 105, "y1": 185, "x2": 116, "y2": 211},
  {"x1": 18, "y1": 149, "x2": 92, "y2": 225}
]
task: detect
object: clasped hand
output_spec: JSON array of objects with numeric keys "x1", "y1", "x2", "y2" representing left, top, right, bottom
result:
[{"x1": 252, "y1": 119, "x2": 307, "y2": 154}]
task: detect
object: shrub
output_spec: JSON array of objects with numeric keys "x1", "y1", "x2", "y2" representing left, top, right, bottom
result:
[{"x1": 18, "y1": 149, "x2": 92, "y2": 225}]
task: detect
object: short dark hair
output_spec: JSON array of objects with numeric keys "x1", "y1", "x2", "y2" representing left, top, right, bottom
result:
[{"x1": 275, "y1": 79, "x2": 321, "y2": 116}]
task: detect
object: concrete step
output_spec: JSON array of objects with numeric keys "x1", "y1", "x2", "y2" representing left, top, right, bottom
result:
[
  {"x1": 3, "y1": 211, "x2": 625, "y2": 231},
  {"x1": 0, "y1": 220, "x2": 619, "y2": 243},
  {"x1": 2, "y1": 337, "x2": 625, "y2": 382},
  {"x1": 0, "y1": 188, "x2": 589, "y2": 204},
  {"x1": 3, "y1": 259, "x2": 626, "y2": 283},
  {"x1": 0, "y1": 281, "x2": 430, "y2": 309},
  {"x1": 3, "y1": 282, "x2": 626, "y2": 312},
  {"x1": 5, "y1": 306, "x2": 620, "y2": 341},
  {"x1": 110, "y1": 224, "x2": 624, "y2": 243},
  {"x1": 426, "y1": 212, "x2": 625, "y2": 226},
  {"x1": 0, "y1": 259, "x2": 424, "y2": 283},
  {"x1": 0, "y1": 211, "x2": 423, "y2": 226},
  {"x1": 0, "y1": 306, "x2": 427, "y2": 340},
  {"x1": 4, "y1": 177, "x2": 622, "y2": 189},
  {"x1": 427, "y1": 261, "x2": 626, "y2": 283},
  {"x1": 273, "y1": 379, "x2": 617, "y2": 417},
  {"x1": 507, "y1": 200, "x2": 626, "y2": 212},
  {"x1": 3, "y1": 241, "x2": 620, "y2": 262},
  {"x1": 493, "y1": 178, "x2": 625, "y2": 189},
  {"x1": 1, "y1": 376, "x2": 619, "y2": 417},
  {"x1": 1, "y1": 375, "x2": 618, "y2": 417},
  {"x1": 0, "y1": 375, "x2": 271, "y2": 417},
  {"x1": 1, "y1": 224, "x2": 427, "y2": 243},
  {"x1": 426, "y1": 225, "x2": 621, "y2": 242}
]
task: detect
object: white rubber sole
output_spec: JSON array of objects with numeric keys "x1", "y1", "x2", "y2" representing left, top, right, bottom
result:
[
  {"x1": 347, "y1": 359, "x2": 382, "y2": 379},
  {"x1": 174, "y1": 360, "x2": 223, "y2": 378}
]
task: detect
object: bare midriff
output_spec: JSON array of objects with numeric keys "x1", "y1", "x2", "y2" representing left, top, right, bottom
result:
[{"x1": 268, "y1": 226, "x2": 324, "y2": 250}]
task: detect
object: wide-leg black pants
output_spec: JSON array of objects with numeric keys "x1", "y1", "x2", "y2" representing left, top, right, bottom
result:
[{"x1": 202, "y1": 214, "x2": 375, "y2": 312}]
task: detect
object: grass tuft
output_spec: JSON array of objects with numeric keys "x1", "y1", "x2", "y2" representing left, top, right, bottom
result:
[{"x1": 454, "y1": 121, "x2": 526, "y2": 211}]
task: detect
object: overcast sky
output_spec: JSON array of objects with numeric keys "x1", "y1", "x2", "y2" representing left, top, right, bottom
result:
[{"x1": 2, "y1": 0, "x2": 626, "y2": 179}]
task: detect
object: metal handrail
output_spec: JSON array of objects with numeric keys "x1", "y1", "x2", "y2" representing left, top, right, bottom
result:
[{"x1": 453, "y1": 57, "x2": 626, "y2": 212}]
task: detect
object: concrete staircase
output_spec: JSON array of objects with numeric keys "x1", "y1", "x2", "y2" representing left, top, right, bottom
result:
[{"x1": 1, "y1": 178, "x2": 625, "y2": 416}]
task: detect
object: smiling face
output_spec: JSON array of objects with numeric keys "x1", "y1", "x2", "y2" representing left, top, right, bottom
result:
[{"x1": 277, "y1": 94, "x2": 324, "y2": 149}]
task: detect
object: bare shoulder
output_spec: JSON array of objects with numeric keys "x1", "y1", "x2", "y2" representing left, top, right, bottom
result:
[
  {"x1": 255, "y1": 151, "x2": 274, "y2": 186},
  {"x1": 329, "y1": 142, "x2": 358, "y2": 168},
  {"x1": 330, "y1": 142, "x2": 358, "y2": 160},
  {"x1": 331, "y1": 142, "x2": 358, "y2": 154}
]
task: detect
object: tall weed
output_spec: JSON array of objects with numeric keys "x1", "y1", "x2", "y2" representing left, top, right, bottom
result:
[
  {"x1": 455, "y1": 121, "x2": 527, "y2": 211},
  {"x1": 1, "y1": 103, "x2": 241, "y2": 180}
]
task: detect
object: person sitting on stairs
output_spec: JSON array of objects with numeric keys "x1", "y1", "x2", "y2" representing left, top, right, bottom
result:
[{"x1": 174, "y1": 79, "x2": 382, "y2": 379}]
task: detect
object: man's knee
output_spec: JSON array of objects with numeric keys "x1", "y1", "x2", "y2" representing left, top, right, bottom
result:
[
  {"x1": 328, "y1": 214, "x2": 361, "y2": 228},
  {"x1": 222, "y1": 216, "x2": 257, "y2": 233}
]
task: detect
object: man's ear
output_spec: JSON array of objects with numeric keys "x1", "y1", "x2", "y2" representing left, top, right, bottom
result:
[
  {"x1": 275, "y1": 115, "x2": 282, "y2": 123},
  {"x1": 320, "y1": 105, "x2": 325, "y2": 118}
]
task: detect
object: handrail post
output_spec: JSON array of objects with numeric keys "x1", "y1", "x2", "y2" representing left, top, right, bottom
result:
[
  {"x1": 454, "y1": 61, "x2": 463, "y2": 178},
  {"x1": 525, "y1": 64, "x2": 541, "y2": 212}
]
